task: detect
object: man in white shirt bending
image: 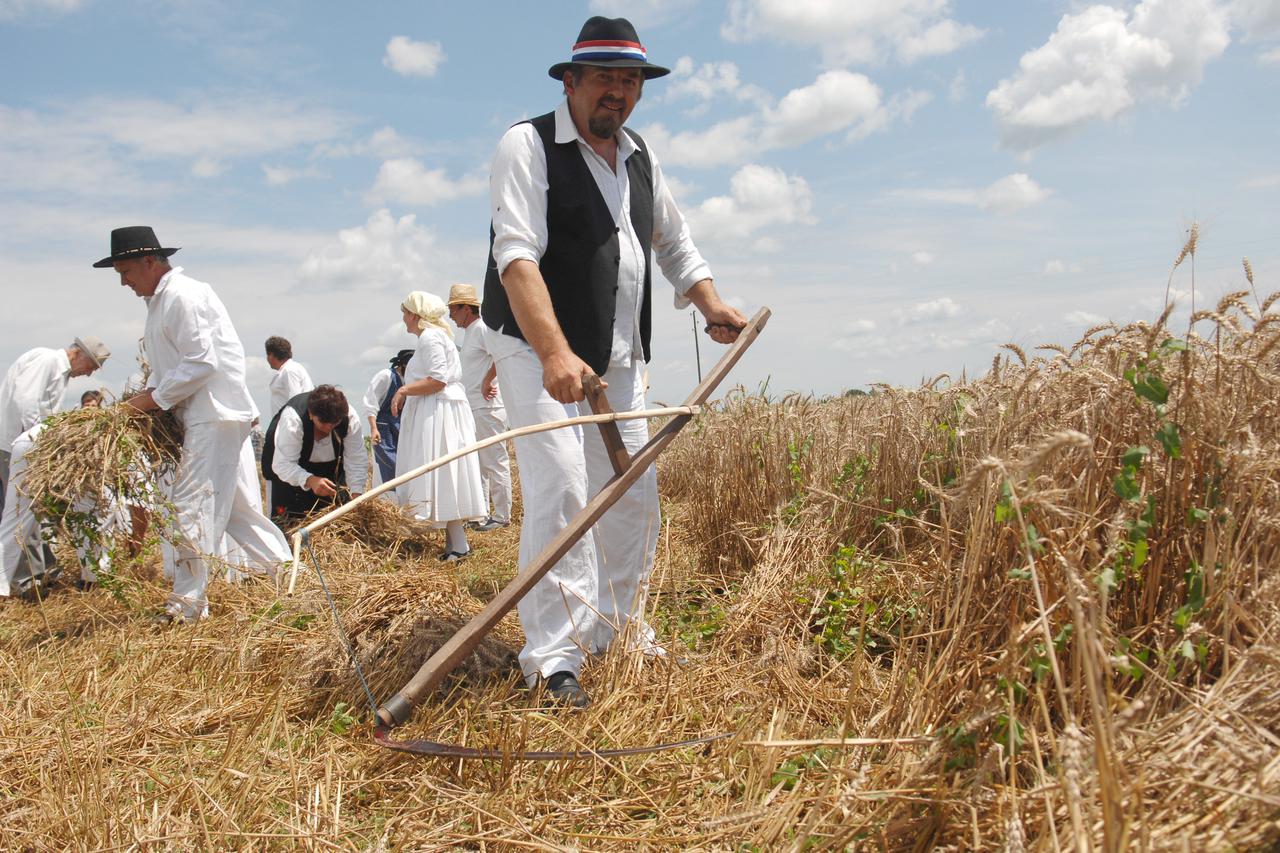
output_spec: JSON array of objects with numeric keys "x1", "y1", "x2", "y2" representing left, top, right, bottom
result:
[
  {"x1": 261, "y1": 384, "x2": 368, "y2": 523},
  {"x1": 0, "y1": 336, "x2": 110, "y2": 515}
]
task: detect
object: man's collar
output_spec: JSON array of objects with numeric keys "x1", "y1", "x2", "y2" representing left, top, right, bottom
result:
[
  {"x1": 554, "y1": 99, "x2": 636, "y2": 159},
  {"x1": 155, "y1": 265, "x2": 182, "y2": 295}
]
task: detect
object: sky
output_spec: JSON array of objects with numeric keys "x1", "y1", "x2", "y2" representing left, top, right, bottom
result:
[{"x1": 1, "y1": 0, "x2": 1277, "y2": 417}]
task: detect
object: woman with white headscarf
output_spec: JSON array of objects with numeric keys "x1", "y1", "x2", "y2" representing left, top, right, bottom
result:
[{"x1": 392, "y1": 291, "x2": 486, "y2": 560}]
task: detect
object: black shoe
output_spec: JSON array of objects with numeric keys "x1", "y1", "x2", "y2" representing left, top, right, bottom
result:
[
  {"x1": 438, "y1": 549, "x2": 471, "y2": 563},
  {"x1": 74, "y1": 579, "x2": 95, "y2": 592},
  {"x1": 543, "y1": 671, "x2": 591, "y2": 709},
  {"x1": 472, "y1": 517, "x2": 509, "y2": 532}
]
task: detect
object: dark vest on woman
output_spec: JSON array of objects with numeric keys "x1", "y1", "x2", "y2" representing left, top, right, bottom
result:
[
  {"x1": 373, "y1": 367, "x2": 404, "y2": 483},
  {"x1": 482, "y1": 111, "x2": 654, "y2": 376},
  {"x1": 261, "y1": 391, "x2": 350, "y2": 520}
]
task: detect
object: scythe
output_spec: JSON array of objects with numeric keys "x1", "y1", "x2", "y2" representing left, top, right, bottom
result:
[{"x1": 292, "y1": 308, "x2": 770, "y2": 759}]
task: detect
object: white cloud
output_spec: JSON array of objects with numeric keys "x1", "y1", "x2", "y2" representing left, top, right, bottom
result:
[
  {"x1": 845, "y1": 318, "x2": 878, "y2": 335},
  {"x1": 383, "y1": 36, "x2": 446, "y2": 78},
  {"x1": 895, "y1": 296, "x2": 961, "y2": 324},
  {"x1": 912, "y1": 251, "x2": 935, "y2": 265},
  {"x1": 0, "y1": 0, "x2": 83, "y2": 20},
  {"x1": 190, "y1": 157, "x2": 225, "y2": 178},
  {"x1": 588, "y1": 0, "x2": 697, "y2": 27},
  {"x1": 892, "y1": 172, "x2": 1051, "y2": 214},
  {"x1": 986, "y1": 0, "x2": 1231, "y2": 151},
  {"x1": 262, "y1": 163, "x2": 326, "y2": 186},
  {"x1": 1241, "y1": 173, "x2": 1280, "y2": 189},
  {"x1": 297, "y1": 209, "x2": 441, "y2": 293},
  {"x1": 762, "y1": 70, "x2": 887, "y2": 146},
  {"x1": 1260, "y1": 45, "x2": 1280, "y2": 62},
  {"x1": 723, "y1": 0, "x2": 983, "y2": 65},
  {"x1": 1230, "y1": 0, "x2": 1280, "y2": 40},
  {"x1": 1065, "y1": 310, "x2": 1107, "y2": 325},
  {"x1": 663, "y1": 57, "x2": 771, "y2": 110},
  {"x1": 0, "y1": 97, "x2": 349, "y2": 195},
  {"x1": 684, "y1": 164, "x2": 814, "y2": 247},
  {"x1": 948, "y1": 69, "x2": 968, "y2": 101},
  {"x1": 316, "y1": 126, "x2": 422, "y2": 160},
  {"x1": 366, "y1": 158, "x2": 487, "y2": 206},
  {"x1": 642, "y1": 70, "x2": 907, "y2": 168},
  {"x1": 1043, "y1": 259, "x2": 1083, "y2": 275}
]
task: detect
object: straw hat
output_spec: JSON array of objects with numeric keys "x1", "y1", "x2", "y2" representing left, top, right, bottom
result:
[{"x1": 446, "y1": 284, "x2": 481, "y2": 308}]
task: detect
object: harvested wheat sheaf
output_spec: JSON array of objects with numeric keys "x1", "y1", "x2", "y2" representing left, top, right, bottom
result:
[{"x1": 1, "y1": 289, "x2": 1278, "y2": 849}]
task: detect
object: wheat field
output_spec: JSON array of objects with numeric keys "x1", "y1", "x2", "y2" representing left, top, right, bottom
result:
[{"x1": 1, "y1": 277, "x2": 1278, "y2": 848}]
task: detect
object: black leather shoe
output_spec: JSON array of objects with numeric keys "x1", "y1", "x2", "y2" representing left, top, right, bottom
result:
[{"x1": 543, "y1": 671, "x2": 591, "y2": 709}]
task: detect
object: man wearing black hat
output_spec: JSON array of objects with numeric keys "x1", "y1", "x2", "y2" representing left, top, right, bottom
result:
[
  {"x1": 94, "y1": 226, "x2": 292, "y2": 623},
  {"x1": 482, "y1": 17, "x2": 748, "y2": 706},
  {"x1": 362, "y1": 348, "x2": 415, "y2": 494}
]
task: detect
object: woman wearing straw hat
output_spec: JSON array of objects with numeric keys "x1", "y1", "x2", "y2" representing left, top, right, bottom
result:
[{"x1": 392, "y1": 292, "x2": 486, "y2": 560}]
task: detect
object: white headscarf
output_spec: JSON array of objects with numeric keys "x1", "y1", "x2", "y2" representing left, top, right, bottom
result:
[{"x1": 401, "y1": 291, "x2": 453, "y2": 340}]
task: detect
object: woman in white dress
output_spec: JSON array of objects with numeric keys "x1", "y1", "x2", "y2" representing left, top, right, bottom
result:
[{"x1": 392, "y1": 291, "x2": 486, "y2": 561}]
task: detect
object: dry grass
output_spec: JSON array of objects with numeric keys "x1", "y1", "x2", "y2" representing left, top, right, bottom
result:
[{"x1": 2, "y1": 286, "x2": 1279, "y2": 848}]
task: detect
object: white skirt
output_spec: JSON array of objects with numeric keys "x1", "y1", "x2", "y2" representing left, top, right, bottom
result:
[{"x1": 395, "y1": 393, "x2": 486, "y2": 526}]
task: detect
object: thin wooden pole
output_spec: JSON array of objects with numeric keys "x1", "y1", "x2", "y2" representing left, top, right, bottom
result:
[{"x1": 285, "y1": 405, "x2": 699, "y2": 593}]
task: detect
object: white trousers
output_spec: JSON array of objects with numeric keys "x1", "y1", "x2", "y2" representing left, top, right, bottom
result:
[
  {"x1": 492, "y1": 342, "x2": 659, "y2": 682},
  {"x1": 167, "y1": 420, "x2": 290, "y2": 620},
  {"x1": 471, "y1": 406, "x2": 513, "y2": 524},
  {"x1": 0, "y1": 434, "x2": 39, "y2": 596}
]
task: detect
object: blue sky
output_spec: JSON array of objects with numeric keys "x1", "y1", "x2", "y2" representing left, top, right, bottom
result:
[{"x1": 1, "y1": 0, "x2": 1276, "y2": 416}]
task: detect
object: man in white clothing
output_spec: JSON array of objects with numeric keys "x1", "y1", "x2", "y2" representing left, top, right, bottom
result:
[
  {"x1": 94, "y1": 225, "x2": 291, "y2": 623},
  {"x1": 261, "y1": 384, "x2": 368, "y2": 522},
  {"x1": 265, "y1": 336, "x2": 314, "y2": 417},
  {"x1": 482, "y1": 17, "x2": 746, "y2": 706},
  {"x1": 447, "y1": 284, "x2": 511, "y2": 532},
  {"x1": 0, "y1": 336, "x2": 110, "y2": 515}
]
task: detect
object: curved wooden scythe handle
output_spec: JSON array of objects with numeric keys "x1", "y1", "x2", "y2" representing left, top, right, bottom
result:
[{"x1": 376, "y1": 307, "x2": 771, "y2": 728}]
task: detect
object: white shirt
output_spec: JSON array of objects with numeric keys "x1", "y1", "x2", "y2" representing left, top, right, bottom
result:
[
  {"x1": 456, "y1": 321, "x2": 504, "y2": 411},
  {"x1": 268, "y1": 359, "x2": 315, "y2": 417},
  {"x1": 490, "y1": 99, "x2": 713, "y2": 367},
  {"x1": 144, "y1": 267, "x2": 256, "y2": 426},
  {"x1": 0, "y1": 347, "x2": 71, "y2": 453},
  {"x1": 407, "y1": 328, "x2": 468, "y2": 404},
  {"x1": 271, "y1": 404, "x2": 367, "y2": 495},
  {"x1": 362, "y1": 368, "x2": 394, "y2": 420}
]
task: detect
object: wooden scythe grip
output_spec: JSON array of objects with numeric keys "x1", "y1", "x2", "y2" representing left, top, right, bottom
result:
[
  {"x1": 582, "y1": 374, "x2": 630, "y2": 477},
  {"x1": 376, "y1": 307, "x2": 771, "y2": 728}
]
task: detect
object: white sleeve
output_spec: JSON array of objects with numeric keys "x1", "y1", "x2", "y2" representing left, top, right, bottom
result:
[
  {"x1": 490, "y1": 122, "x2": 549, "y2": 277},
  {"x1": 287, "y1": 362, "x2": 314, "y2": 397},
  {"x1": 270, "y1": 407, "x2": 312, "y2": 489},
  {"x1": 648, "y1": 145, "x2": 713, "y2": 308},
  {"x1": 151, "y1": 290, "x2": 220, "y2": 410},
  {"x1": 421, "y1": 334, "x2": 450, "y2": 383},
  {"x1": 342, "y1": 405, "x2": 368, "y2": 495},
  {"x1": 362, "y1": 371, "x2": 391, "y2": 418}
]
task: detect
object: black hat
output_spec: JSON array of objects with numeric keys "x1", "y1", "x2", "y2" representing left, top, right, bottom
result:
[
  {"x1": 391, "y1": 349, "x2": 415, "y2": 368},
  {"x1": 92, "y1": 226, "x2": 180, "y2": 269},
  {"x1": 548, "y1": 16, "x2": 670, "y2": 81}
]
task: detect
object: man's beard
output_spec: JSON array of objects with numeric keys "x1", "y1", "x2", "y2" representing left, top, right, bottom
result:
[{"x1": 587, "y1": 104, "x2": 624, "y2": 140}]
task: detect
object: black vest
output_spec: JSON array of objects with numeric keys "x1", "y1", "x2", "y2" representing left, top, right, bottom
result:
[
  {"x1": 261, "y1": 392, "x2": 350, "y2": 519},
  {"x1": 482, "y1": 111, "x2": 654, "y2": 375}
]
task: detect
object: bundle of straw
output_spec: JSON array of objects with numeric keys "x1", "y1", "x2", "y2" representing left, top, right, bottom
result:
[
  {"x1": 21, "y1": 405, "x2": 181, "y2": 526},
  {"x1": 312, "y1": 496, "x2": 439, "y2": 554}
]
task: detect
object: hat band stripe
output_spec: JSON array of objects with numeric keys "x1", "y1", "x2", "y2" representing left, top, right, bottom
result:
[{"x1": 571, "y1": 40, "x2": 647, "y2": 63}]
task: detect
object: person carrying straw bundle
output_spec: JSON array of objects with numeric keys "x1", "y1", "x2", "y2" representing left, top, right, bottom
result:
[
  {"x1": 94, "y1": 225, "x2": 292, "y2": 623},
  {"x1": 392, "y1": 291, "x2": 486, "y2": 562},
  {"x1": 0, "y1": 335, "x2": 110, "y2": 517}
]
